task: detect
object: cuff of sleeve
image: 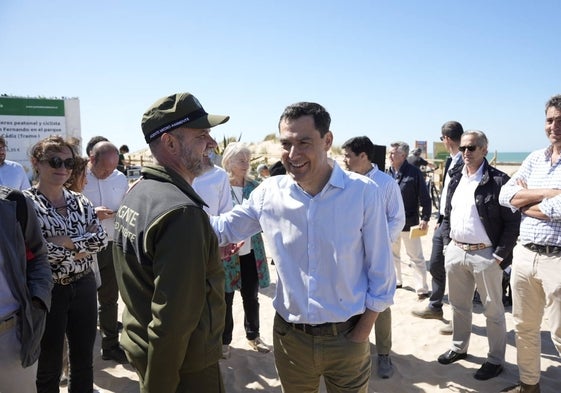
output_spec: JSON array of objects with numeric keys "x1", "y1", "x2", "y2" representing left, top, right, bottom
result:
[{"x1": 492, "y1": 253, "x2": 503, "y2": 262}]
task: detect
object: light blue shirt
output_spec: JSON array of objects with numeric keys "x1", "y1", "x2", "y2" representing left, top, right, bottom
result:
[
  {"x1": 499, "y1": 146, "x2": 561, "y2": 246},
  {"x1": 364, "y1": 164, "x2": 405, "y2": 243},
  {"x1": 211, "y1": 162, "x2": 395, "y2": 324},
  {"x1": 0, "y1": 160, "x2": 31, "y2": 190}
]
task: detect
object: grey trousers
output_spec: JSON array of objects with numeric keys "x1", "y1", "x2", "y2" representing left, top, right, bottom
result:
[{"x1": 445, "y1": 243, "x2": 506, "y2": 365}]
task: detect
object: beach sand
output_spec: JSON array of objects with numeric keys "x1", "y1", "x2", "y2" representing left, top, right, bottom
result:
[{"x1": 59, "y1": 215, "x2": 560, "y2": 393}]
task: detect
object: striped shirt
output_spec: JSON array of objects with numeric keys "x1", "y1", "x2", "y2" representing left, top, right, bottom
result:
[{"x1": 499, "y1": 146, "x2": 561, "y2": 246}]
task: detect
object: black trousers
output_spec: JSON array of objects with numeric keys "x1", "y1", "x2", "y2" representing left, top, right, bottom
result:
[
  {"x1": 37, "y1": 273, "x2": 97, "y2": 393},
  {"x1": 428, "y1": 223, "x2": 446, "y2": 310},
  {"x1": 97, "y1": 243, "x2": 120, "y2": 350},
  {"x1": 223, "y1": 250, "x2": 260, "y2": 344}
]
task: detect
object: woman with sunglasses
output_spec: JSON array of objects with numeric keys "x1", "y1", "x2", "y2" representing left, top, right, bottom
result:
[{"x1": 24, "y1": 135, "x2": 108, "y2": 392}]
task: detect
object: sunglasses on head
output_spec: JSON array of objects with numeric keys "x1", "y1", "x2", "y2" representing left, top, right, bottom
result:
[
  {"x1": 459, "y1": 145, "x2": 478, "y2": 152},
  {"x1": 43, "y1": 156, "x2": 75, "y2": 170}
]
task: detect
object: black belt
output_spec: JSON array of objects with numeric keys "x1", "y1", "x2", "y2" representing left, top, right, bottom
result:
[
  {"x1": 54, "y1": 268, "x2": 92, "y2": 285},
  {"x1": 523, "y1": 243, "x2": 561, "y2": 255},
  {"x1": 277, "y1": 313, "x2": 361, "y2": 336},
  {"x1": 0, "y1": 315, "x2": 16, "y2": 334}
]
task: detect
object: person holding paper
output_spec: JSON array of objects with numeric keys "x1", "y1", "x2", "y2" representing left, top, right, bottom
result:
[{"x1": 387, "y1": 141, "x2": 431, "y2": 298}]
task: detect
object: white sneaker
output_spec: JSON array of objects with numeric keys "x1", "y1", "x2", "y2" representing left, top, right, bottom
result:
[
  {"x1": 221, "y1": 344, "x2": 231, "y2": 359},
  {"x1": 248, "y1": 337, "x2": 270, "y2": 353}
]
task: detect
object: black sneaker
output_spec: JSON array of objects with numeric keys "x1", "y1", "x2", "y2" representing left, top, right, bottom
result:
[{"x1": 102, "y1": 346, "x2": 128, "y2": 364}]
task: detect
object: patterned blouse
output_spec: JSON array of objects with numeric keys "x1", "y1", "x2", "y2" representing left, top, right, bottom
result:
[
  {"x1": 222, "y1": 179, "x2": 270, "y2": 293},
  {"x1": 24, "y1": 187, "x2": 108, "y2": 281}
]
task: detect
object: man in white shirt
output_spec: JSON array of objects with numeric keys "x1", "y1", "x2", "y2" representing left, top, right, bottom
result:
[
  {"x1": 342, "y1": 135, "x2": 404, "y2": 379},
  {"x1": 193, "y1": 151, "x2": 232, "y2": 217},
  {"x1": 83, "y1": 140, "x2": 129, "y2": 364},
  {"x1": 437, "y1": 130, "x2": 519, "y2": 381},
  {"x1": 0, "y1": 135, "x2": 31, "y2": 190},
  {"x1": 192, "y1": 148, "x2": 234, "y2": 358},
  {"x1": 212, "y1": 102, "x2": 395, "y2": 392}
]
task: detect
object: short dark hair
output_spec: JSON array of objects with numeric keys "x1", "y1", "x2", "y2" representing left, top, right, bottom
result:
[
  {"x1": 342, "y1": 136, "x2": 375, "y2": 162},
  {"x1": 86, "y1": 136, "x2": 109, "y2": 156},
  {"x1": 545, "y1": 94, "x2": 561, "y2": 113},
  {"x1": 441, "y1": 121, "x2": 464, "y2": 143},
  {"x1": 278, "y1": 102, "x2": 331, "y2": 137}
]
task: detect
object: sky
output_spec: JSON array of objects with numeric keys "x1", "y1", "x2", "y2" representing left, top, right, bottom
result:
[{"x1": 1, "y1": 0, "x2": 559, "y2": 155}]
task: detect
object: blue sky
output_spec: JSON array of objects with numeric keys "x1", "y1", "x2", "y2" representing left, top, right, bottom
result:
[{"x1": 1, "y1": 1, "x2": 559, "y2": 155}]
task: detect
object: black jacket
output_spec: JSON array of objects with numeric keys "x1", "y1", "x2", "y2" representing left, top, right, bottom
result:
[
  {"x1": 388, "y1": 160, "x2": 431, "y2": 231},
  {"x1": 437, "y1": 155, "x2": 464, "y2": 224},
  {"x1": 441, "y1": 159, "x2": 520, "y2": 269}
]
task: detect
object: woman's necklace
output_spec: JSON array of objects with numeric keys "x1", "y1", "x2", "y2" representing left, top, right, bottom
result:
[{"x1": 230, "y1": 185, "x2": 244, "y2": 205}]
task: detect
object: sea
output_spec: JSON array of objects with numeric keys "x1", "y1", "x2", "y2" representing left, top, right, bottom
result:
[{"x1": 486, "y1": 152, "x2": 530, "y2": 164}]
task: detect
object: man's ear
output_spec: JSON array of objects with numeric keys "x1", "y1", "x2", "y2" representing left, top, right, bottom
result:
[
  {"x1": 324, "y1": 131, "x2": 333, "y2": 151},
  {"x1": 160, "y1": 133, "x2": 176, "y2": 152}
]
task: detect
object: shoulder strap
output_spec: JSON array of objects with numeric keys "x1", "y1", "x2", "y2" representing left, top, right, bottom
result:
[{"x1": 0, "y1": 186, "x2": 28, "y2": 234}]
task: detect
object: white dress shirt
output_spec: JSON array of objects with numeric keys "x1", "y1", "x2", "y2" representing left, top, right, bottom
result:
[
  {"x1": 450, "y1": 163, "x2": 492, "y2": 245},
  {"x1": 364, "y1": 164, "x2": 405, "y2": 243},
  {"x1": 440, "y1": 151, "x2": 462, "y2": 216},
  {"x1": 192, "y1": 165, "x2": 233, "y2": 216},
  {"x1": 211, "y1": 162, "x2": 395, "y2": 324},
  {"x1": 83, "y1": 168, "x2": 128, "y2": 241}
]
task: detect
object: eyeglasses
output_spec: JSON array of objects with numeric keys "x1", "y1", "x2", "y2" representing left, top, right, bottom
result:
[
  {"x1": 42, "y1": 156, "x2": 75, "y2": 170},
  {"x1": 459, "y1": 145, "x2": 478, "y2": 152},
  {"x1": 439, "y1": 136, "x2": 445, "y2": 141}
]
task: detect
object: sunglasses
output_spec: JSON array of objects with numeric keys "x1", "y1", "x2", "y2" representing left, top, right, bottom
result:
[
  {"x1": 43, "y1": 156, "x2": 76, "y2": 170},
  {"x1": 459, "y1": 145, "x2": 478, "y2": 152},
  {"x1": 439, "y1": 136, "x2": 446, "y2": 141}
]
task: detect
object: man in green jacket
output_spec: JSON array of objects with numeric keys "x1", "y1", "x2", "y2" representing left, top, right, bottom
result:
[{"x1": 113, "y1": 92, "x2": 229, "y2": 393}]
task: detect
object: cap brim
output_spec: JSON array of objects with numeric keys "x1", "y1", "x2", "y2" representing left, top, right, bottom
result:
[{"x1": 187, "y1": 114, "x2": 230, "y2": 129}]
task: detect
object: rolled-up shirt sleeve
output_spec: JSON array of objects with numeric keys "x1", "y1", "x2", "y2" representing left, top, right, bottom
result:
[{"x1": 539, "y1": 195, "x2": 561, "y2": 221}]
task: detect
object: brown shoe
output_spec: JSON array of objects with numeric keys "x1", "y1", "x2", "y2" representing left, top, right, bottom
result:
[
  {"x1": 500, "y1": 382, "x2": 541, "y2": 393},
  {"x1": 412, "y1": 306, "x2": 443, "y2": 319}
]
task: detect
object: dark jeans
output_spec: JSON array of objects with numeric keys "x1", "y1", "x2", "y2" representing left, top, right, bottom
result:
[
  {"x1": 37, "y1": 272, "x2": 97, "y2": 393},
  {"x1": 97, "y1": 243, "x2": 119, "y2": 350},
  {"x1": 428, "y1": 223, "x2": 446, "y2": 310},
  {"x1": 223, "y1": 250, "x2": 260, "y2": 344}
]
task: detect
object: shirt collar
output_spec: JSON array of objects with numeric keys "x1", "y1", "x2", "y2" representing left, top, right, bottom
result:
[{"x1": 461, "y1": 160, "x2": 485, "y2": 180}]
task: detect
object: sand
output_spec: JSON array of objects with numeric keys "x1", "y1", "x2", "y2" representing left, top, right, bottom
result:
[{"x1": 56, "y1": 214, "x2": 560, "y2": 393}]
